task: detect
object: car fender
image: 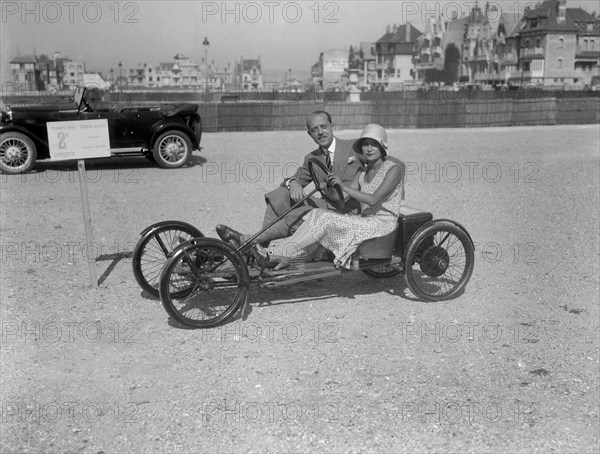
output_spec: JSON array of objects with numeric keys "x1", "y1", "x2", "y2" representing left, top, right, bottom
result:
[
  {"x1": 149, "y1": 122, "x2": 199, "y2": 150},
  {"x1": 402, "y1": 218, "x2": 475, "y2": 262},
  {"x1": 139, "y1": 220, "x2": 204, "y2": 238},
  {"x1": 0, "y1": 125, "x2": 49, "y2": 156}
]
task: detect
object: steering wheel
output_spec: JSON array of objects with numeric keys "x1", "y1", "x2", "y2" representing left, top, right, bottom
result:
[{"x1": 308, "y1": 158, "x2": 345, "y2": 211}]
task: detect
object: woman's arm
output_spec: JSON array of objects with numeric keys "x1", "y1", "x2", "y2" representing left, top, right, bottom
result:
[{"x1": 332, "y1": 164, "x2": 403, "y2": 207}]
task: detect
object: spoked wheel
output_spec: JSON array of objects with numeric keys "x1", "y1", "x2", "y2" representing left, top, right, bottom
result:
[
  {"x1": 0, "y1": 132, "x2": 37, "y2": 174},
  {"x1": 159, "y1": 239, "x2": 250, "y2": 328},
  {"x1": 405, "y1": 221, "x2": 474, "y2": 301},
  {"x1": 132, "y1": 223, "x2": 203, "y2": 297}
]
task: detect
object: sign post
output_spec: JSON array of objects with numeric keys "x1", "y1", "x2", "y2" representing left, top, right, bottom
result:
[{"x1": 47, "y1": 119, "x2": 111, "y2": 287}]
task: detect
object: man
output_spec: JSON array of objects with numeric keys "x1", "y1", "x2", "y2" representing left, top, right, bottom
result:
[{"x1": 217, "y1": 110, "x2": 363, "y2": 247}]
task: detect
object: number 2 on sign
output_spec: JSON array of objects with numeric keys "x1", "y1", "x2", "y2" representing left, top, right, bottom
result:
[{"x1": 57, "y1": 132, "x2": 67, "y2": 149}]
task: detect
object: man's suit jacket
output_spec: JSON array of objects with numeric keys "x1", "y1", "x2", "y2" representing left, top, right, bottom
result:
[{"x1": 264, "y1": 138, "x2": 363, "y2": 227}]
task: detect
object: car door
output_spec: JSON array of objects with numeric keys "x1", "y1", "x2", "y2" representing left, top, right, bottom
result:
[{"x1": 117, "y1": 109, "x2": 160, "y2": 148}]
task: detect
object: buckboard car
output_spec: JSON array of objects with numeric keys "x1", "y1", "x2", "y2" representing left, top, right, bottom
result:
[
  {"x1": 132, "y1": 159, "x2": 475, "y2": 329},
  {"x1": 0, "y1": 86, "x2": 202, "y2": 174}
]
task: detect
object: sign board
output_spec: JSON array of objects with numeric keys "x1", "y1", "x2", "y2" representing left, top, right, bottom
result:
[{"x1": 47, "y1": 120, "x2": 110, "y2": 161}]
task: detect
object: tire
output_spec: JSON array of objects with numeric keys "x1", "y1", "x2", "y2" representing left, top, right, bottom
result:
[
  {"x1": 0, "y1": 132, "x2": 37, "y2": 174},
  {"x1": 132, "y1": 223, "x2": 203, "y2": 297},
  {"x1": 152, "y1": 131, "x2": 192, "y2": 169},
  {"x1": 362, "y1": 262, "x2": 402, "y2": 278},
  {"x1": 159, "y1": 239, "x2": 249, "y2": 328},
  {"x1": 405, "y1": 221, "x2": 474, "y2": 302}
]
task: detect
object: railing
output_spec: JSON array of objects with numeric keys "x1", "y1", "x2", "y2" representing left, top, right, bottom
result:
[{"x1": 522, "y1": 47, "x2": 544, "y2": 57}]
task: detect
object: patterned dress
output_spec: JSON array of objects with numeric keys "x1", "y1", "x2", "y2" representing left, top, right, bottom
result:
[{"x1": 304, "y1": 160, "x2": 403, "y2": 268}]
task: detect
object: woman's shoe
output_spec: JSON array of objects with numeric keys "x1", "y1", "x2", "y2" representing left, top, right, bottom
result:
[{"x1": 254, "y1": 244, "x2": 291, "y2": 271}]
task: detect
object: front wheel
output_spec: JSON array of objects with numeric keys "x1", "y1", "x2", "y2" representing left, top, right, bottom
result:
[
  {"x1": 405, "y1": 222, "x2": 474, "y2": 301},
  {"x1": 152, "y1": 131, "x2": 192, "y2": 169},
  {"x1": 0, "y1": 132, "x2": 37, "y2": 174},
  {"x1": 132, "y1": 223, "x2": 203, "y2": 297},
  {"x1": 159, "y1": 239, "x2": 249, "y2": 328}
]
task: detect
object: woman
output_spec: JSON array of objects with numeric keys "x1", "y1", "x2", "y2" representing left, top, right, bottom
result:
[{"x1": 263, "y1": 123, "x2": 405, "y2": 269}]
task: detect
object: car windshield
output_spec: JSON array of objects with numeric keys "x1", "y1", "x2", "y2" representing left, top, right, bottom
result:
[{"x1": 73, "y1": 86, "x2": 85, "y2": 109}]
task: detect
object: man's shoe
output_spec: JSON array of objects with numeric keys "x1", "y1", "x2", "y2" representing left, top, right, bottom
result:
[{"x1": 216, "y1": 224, "x2": 243, "y2": 246}]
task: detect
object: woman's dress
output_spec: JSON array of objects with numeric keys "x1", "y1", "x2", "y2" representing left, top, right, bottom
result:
[{"x1": 303, "y1": 159, "x2": 403, "y2": 268}]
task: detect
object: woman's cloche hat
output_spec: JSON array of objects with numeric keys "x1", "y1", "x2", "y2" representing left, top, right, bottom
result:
[{"x1": 353, "y1": 123, "x2": 388, "y2": 156}]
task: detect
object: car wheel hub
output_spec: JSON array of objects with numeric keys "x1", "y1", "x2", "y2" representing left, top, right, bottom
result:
[
  {"x1": 1, "y1": 142, "x2": 27, "y2": 164},
  {"x1": 419, "y1": 246, "x2": 450, "y2": 277},
  {"x1": 161, "y1": 137, "x2": 184, "y2": 161}
]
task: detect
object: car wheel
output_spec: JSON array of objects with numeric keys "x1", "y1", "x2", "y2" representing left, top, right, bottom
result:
[
  {"x1": 152, "y1": 131, "x2": 192, "y2": 169},
  {"x1": 0, "y1": 132, "x2": 37, "y2": 174}
]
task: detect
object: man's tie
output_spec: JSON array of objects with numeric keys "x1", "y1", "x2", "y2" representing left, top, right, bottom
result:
[{"x1": 325, "y1": 151, "x2": 332, "y2": 172}]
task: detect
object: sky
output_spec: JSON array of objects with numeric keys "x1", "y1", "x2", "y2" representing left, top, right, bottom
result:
[{"x1": 1, "y1": 0, "x2": 597, "y2": 85}]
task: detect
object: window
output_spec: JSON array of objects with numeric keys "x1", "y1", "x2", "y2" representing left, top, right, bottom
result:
[
  {"x1": 558, "y1": 58, "x2": 563, "y2": 69},
  {"x1": 591, "y1": 39, "x2": 596, "y2": 49},
  {"x1": 584, "y1": 39, "x2": 589, "y2": 50},
  {"x1": 536, "y1": 38, "x2": 541, "y2": 48},
  {"x1": 559, "y1": 38, "x2": 564, "y2": 48}
]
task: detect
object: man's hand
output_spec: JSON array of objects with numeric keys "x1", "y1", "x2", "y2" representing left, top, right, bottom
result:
[
  {"x1": 327, "y1": 174, "x2": 342, "y2": 188},
  {"x1": 288, "y1": 179, "x2": 305, "y2": 203}
]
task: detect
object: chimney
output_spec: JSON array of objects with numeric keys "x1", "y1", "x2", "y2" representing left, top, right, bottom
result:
[
  {"x1": 406, "y1": 21, "x2": 411, "y2": 41},
  {"x1": 386, "y1": 24, "x2": 391, "y2": 34},
  {"x1": 557, "y1": 0, "x2": 566, "y2": 23}
]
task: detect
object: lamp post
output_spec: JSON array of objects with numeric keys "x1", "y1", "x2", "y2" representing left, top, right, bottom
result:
[
  {"x1": 110, "y1": 68, "x2": 114, "y2": 92},
  {"x1": 118, "y1": 61, "x2": 122, "y2": 100},
  {"x1": 203, "y1": 37, "x2": 210, "y2": 92}
]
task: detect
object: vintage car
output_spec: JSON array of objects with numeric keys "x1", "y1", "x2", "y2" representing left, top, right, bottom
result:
[{"x1": 0, "y1": 86, "x2": 202, "y2": 174}]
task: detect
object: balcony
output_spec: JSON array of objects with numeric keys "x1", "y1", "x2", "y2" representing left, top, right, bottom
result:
[
  {"x1": 421, "y1": 47, "x2": 431, "y2": 56},
  {"x1": 432, "y1": 46, "x2": 443, "y2": 57},
  {"x1": 522, "y1": 47, "x2": 544, "y2": 58}
]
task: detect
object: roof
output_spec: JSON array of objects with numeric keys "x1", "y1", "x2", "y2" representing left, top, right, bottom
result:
[
  {"x1": 376, "y1": 23, "x2": 422, "y2": 44},
  {"x1": 237, "y1": 58, "x2": 261, "y2": 72},
  {"x1": 10, "y1": 55, "x2": 37, "y2": 64},
  {"x1": 520, "y1": 0, "x2": 589, "y2": 33},
  {"x1": 498, "y1": 12, "x2": 520, "y2": 37}
]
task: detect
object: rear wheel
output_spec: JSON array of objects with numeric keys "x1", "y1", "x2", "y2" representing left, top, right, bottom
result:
[
  {"x1": 152, "y1": 131, "x2": 192, "y2": 169},
  {"x1": 405, "y1": 222, "x2": 474, "y2": 301},
  {"x1": 0, "y1": 132, "x2": 37, "y2": 174},
  {"x1": 159, "y1": 239, "x2": 249, "y2": 328},
  {"x1": 132, "y1": 223, "x2": 203, "y2": 297}
]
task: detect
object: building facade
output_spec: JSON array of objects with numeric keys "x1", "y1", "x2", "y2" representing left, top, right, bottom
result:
[
  {"x1": 375, "y1": 23, "x2": 422, "y2": 88},
  {"x1": 234, "y1": 57, "x2": 264, "y2": 89},
  {"x1": 413, "y1": 17, "x2": 447, "y2": 80},
  {"x1": 311, "y1": 49, "x2": 348, "y2": 89},
  {"x1": 10, "y1": 56, "x2": 41, "y2": 91},
  {"x1": 516, "y1": 0, "x2": 599, "y2": 86}
]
